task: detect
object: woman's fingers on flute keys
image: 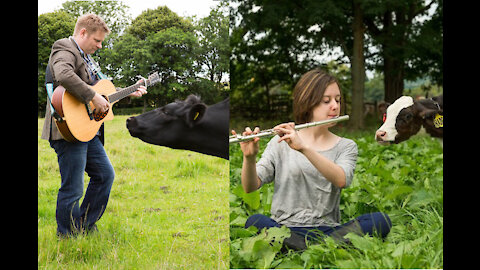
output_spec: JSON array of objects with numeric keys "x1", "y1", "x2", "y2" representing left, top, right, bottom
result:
[
  {"x1": 274, "y1": 122, "x2": 295, "y2": 137},
  {"x1": 237, "y1": 127, "x2": 260, "y2": 144}
]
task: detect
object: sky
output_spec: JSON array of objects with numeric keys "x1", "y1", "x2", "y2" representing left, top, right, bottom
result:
[{"x1": 38, "y1": 0, "x2": 219, "y2": 19}]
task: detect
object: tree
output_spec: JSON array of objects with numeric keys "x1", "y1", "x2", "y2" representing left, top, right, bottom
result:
[
  {"x1": 61, "y1": 0, "x2": 131, "y2": 37},
  {"x1": 194, "y1": 2, "x2": 229, "y2": 85},
  {"x1": 38, "y1": 2, "x2": 228, "y2": 114},
  {"x1": 230, "y1": 0, "x2": 442, "y2": 128},
  {"x1": 38, "y1": 11, "x2": 76, "y2": 114},
  {"x1": 405, "y1": 0, "x2": 443, "y2": 86},
  {"x1": 350, "y1": 0, "x2": 367, "y2": 128},
  {"x1": 105, "y1": 6, "x2": 199, "y2": 109},
  {"x1": 363, "y1": 0, "x2": 442, "y2": 103},
  {"x1": 230, "y1": 0, "x2": 368, "y2": 128},
  {"x1": 230, "y1": 0, "x2": 313, "y2": 119}
]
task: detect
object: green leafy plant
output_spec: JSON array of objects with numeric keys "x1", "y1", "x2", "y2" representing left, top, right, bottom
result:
[{"x1": 229, "y1": 129, "x2": 443, "y2": 269}]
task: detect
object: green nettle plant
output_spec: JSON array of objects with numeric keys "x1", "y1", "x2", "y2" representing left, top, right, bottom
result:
[{"x1": 229, "y1": 130, "x2": 443, "y2": 269}]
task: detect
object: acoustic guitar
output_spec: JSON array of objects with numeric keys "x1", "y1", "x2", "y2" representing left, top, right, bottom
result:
[{"x1": 51, "y1": 72, "x2": 160, "y2": 142}]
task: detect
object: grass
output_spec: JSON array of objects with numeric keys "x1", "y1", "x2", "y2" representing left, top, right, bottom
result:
[
  {"x1": 229, "y1": 124, "x2": 443, "y2": 269},
  {"x1": 38, "y1": 115, "x2": 229, "y2": 269},
  {"x1": 39, "y1": 114, "x2": 443, "y2": 268}
]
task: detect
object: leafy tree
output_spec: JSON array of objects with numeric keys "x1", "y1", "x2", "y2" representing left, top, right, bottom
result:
[
  {"x1": 230, "y1": 0, "x2": 442, "y2": 128},
  {"x1": 363, "y1": 0, "x2": 442, "y2": 102},
  {"x1": 105, "y1": 6, "x2": 199, "y2": 109},
  {"x1": 230, "y1": 0, "x2": 312, "y2": 120},
  {"x1": 230, "y1": 0, "x2": 368, "y2": 127},
  {"x1": 38, "y1": 11, "x2": 76, "y2": 114},
  {"x1": 61, "y1": 0, "x2": 131, "y2": 36},
  {"x1": 195, "y1": 2, "x2": 229, "y2": 85},
  {"x1": 38, "y1": 2, "x2": 228, "y2": 114},
  {"x1": 405, "y1": 0, "x2": 443, "y2": 86},
  {"x1": 127, "y1": 6, "x2": 194, "y2": 39}
]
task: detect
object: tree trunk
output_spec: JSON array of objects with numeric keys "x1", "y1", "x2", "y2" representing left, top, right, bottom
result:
[
  {"x1": 350, "y1": 0, "x2": 365, "y2": 129},
  {"x1": 381, "y1": 8, "x2": 406, "y2": 104},
  {"x1": 383, "y1": 48, "x2": 405, "y2": 103}
]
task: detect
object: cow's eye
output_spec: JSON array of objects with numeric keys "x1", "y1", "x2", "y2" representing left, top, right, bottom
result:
[
  {"x1": 404, "y1": 113, "x2": 412, "y2": 121},
  {"x1": 160, "y1": 107, "x2": 169, "y2": 115}
]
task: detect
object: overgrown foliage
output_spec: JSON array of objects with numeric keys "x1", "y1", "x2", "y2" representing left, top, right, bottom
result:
[{"x1": 229, "y1": 128, "x2": 443, "y2": 269}]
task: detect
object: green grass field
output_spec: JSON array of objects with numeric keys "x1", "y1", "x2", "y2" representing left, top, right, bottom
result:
[
  {"x1": 38, "y1": 115, "x2": 229, "y2": 269},
  {"x1": 229, "y1": 126, "x2": 443, "y2": 269},
  {"x1": 39, "y1": 115, "x2": 443, "y2": 269}
]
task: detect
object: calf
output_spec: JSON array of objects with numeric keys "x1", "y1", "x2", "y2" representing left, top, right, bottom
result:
[
  {"x1": 375, "y1": 94, "x2": 443, "y2": 144},
  {"x1": 126, "y1": 95, "x2": 229, "y2": 159}
]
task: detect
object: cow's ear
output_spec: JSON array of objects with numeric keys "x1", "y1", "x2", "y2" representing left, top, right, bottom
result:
[
  {"x1": 186, "y1": 103, "x2": 206, "y2": 127},
  {"x1": 419, "y1": 109, "x2": 440, "y2": 119}
]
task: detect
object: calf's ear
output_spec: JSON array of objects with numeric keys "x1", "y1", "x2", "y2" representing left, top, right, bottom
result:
[
  {"x1": 186, "y1": 103, "x2": 207, "y2": 127},
  {"x1": 419, "y1": 108, "x2": 442, "y2": 119}
]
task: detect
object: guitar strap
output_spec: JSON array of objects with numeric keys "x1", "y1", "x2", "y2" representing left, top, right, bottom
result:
[
  {"x1": 81, "y1": 55, "x2": 107, "y2": 145},
  {"x1": 45, "y1": 64, "x2": 64, "y2": 122}
]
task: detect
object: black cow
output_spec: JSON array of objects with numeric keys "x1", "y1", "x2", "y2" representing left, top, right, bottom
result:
[
  {"x1": 126, "y1": 95, "x2": 229, "y2": 159},
  {"x1": 375, "y1": 94, "x2": 443, "y2": 144}
]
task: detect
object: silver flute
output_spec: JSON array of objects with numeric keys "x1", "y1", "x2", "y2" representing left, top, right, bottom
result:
[{"x1": 229, "y1": 115, "x2": 349, "y2": 144}]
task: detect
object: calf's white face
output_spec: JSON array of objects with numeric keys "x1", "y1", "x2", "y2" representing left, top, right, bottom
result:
[{"x1": 375, "y1": 96, "x2": 414, "y2": 144}]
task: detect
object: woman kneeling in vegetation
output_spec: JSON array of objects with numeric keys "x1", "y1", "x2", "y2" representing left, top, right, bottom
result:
[{"x1": 232, "y1": 68, "x2": 392, "y2": 250}]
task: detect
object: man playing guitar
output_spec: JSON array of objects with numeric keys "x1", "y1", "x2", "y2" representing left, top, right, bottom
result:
[{"x1": 41, "y1": 13, "x2": 147, "y2": 237}]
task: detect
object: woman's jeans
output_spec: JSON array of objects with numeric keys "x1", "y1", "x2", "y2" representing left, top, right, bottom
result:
[
  {"x1": 245, "y1": 212, "x2": 392, "y2": 241},
  {"x1": 50, "y1": 136, "x2": 115, "y2": 236}
]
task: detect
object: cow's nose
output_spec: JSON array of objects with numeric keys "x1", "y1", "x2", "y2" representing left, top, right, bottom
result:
[
  {"x1": 126, "y1": 116, "x2": 137, "y2": 129},
  {"x1": 375, "y1": 130, "x2": 386, "y2": 141}
]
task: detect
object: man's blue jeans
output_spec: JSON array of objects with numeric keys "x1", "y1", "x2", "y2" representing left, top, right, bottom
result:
[{"x1": 50, "y1": 136, "x2": 115, "y2": 236}]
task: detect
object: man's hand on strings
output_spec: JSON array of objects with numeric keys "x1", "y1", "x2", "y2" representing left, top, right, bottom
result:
[{"x1": 128, "y1": 79, "x2": 148, "y2": 98}]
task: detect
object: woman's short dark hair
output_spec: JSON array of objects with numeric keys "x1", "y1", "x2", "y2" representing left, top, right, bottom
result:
[{"x1": 292, "y1": 68, "x2": 340, "y2": 124}]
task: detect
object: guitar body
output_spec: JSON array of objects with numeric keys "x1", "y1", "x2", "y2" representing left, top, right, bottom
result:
[
  {"x1": 51, "y1": 79, "x2": 117, "y2": 142},
  {"x1": 50, "y1": 72, "x2": 160, "y2": 142}
]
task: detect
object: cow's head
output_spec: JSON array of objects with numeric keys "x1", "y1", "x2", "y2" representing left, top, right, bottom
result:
[
  {"x1": 376, "y1": 96, "x2": 417, "y2": 144},
  {"x1": 126, "y1": 95, "x2": 207, "y2": 148},
  {"x1": 375, "y1": 95, "x2": 443, "y2": 144}
]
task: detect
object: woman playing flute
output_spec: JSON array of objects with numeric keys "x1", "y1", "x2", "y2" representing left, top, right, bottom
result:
[{"x1": 231, "y1": 68, "x2": 392, "y2": 250}]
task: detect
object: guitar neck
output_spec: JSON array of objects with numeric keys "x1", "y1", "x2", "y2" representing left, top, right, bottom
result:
[{"x1": 107, "y1": 80, "x2": 147, "y2": 103}]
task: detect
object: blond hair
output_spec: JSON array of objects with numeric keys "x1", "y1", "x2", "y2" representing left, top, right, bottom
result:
[{"x1": 73, "y1": 13, "x2": 110, "y2": 36}]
